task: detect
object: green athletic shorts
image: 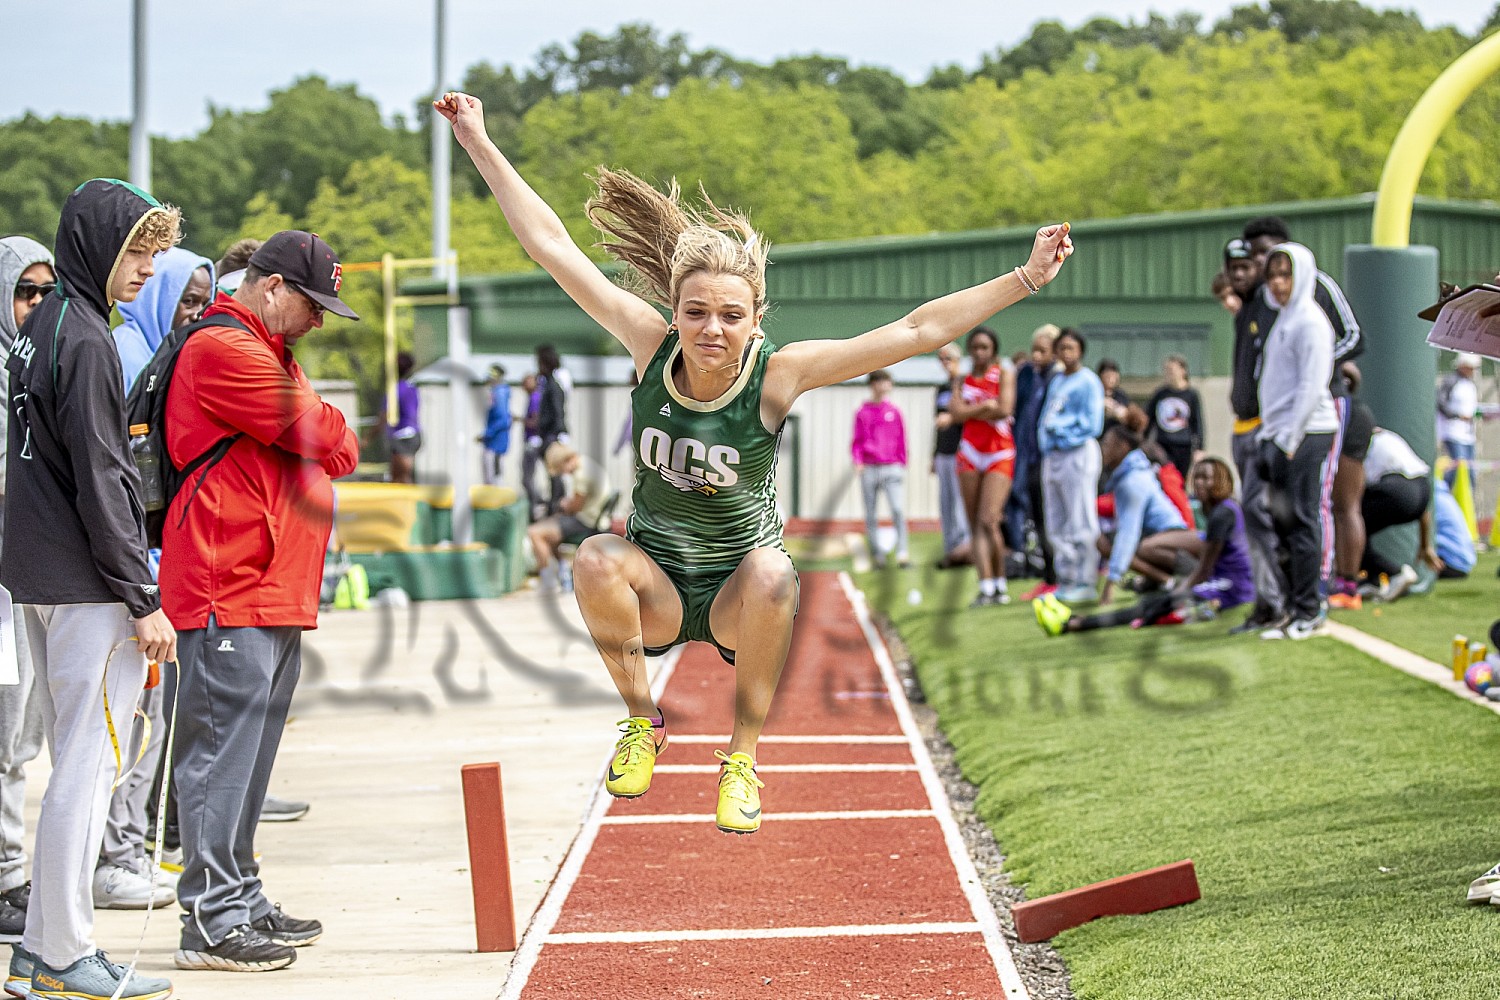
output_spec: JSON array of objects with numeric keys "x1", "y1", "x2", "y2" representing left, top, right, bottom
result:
[{"x1": 636, "y1": 553, "x2": 801, "y2": 666}]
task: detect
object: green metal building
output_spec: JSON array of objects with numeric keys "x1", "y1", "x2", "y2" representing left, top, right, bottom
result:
[{"x1": 411, "y1": 194, "x2": 1500, "y2": 376}]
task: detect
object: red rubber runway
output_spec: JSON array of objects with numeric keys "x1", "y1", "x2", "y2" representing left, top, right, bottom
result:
[{"x1": 500, "y1": 572, "x2": 1026, "y2": 999}]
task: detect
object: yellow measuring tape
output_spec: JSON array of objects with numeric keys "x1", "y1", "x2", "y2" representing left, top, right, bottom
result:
[{"x1": 102, "y1": 639, "x2": 155, "y2": 793}]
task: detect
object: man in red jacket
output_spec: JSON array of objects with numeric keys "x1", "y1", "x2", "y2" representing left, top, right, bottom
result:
[{"x1": 159, "y1": 230, "x2": 359, "y2": 974}]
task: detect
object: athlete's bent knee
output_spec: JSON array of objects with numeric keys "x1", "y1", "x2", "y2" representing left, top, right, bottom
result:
[
  {"x1": 743, "y1": 548, "x2": 797, "y2": 606},
  {"x1": 573, "y1": 534, "x2": 630, "y2": 583}
]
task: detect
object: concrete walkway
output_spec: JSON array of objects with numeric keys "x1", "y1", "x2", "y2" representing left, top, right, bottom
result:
[{"x1": 22, "y1": 588, "x2": 630, "y2": 1000}]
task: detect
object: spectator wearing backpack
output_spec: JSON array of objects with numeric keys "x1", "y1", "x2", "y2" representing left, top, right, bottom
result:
[
  {"x1": 1, "y1": 180, "x2": 179, "y2": 1000},
  {"x1": 157, "y1": 230, "x2": 359, "y2": 975},
  {"x1": 94, "y1": 250, "x2": 218, "y2": 913}
]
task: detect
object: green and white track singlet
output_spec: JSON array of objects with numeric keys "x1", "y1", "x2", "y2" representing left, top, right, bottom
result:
[{"x1": 626, "y1": 330, "x2": 784, "y2": 578}]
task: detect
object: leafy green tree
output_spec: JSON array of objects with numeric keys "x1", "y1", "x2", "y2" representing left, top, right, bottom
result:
[{"x1": 0, "y1": 116, "x2": 127, "y2": 245}]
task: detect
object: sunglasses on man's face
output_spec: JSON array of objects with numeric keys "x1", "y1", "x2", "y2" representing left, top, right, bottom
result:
[{"x1": 14, "y1": 281, "x2": 55, "y2": 301}]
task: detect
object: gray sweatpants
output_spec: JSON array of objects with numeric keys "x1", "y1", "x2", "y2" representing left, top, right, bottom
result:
[
  {"x1": 173, "y1": 618, "x2": 301, "y2": 947},
  {"x1": 934, "y1": 453, "x2": 970, "y2": 556},
  {"x1": 1232, "y1": 429, "x2": 1286, "y2": 618},
  {"x1": 859, "y1": 464, "x2": 908, "y2": 558},
  {"x1": 19, "y1": 603, "x2": 145, "y2": 970},
  {"x1": 0, "y1": 604, "x2": 42, "y2": 895},
  {"x1": 1042, "y1": 440, "x2": 1101, "y2": 591},
  {"x1": 100, "y1": 682, "x2": 167, "y2": 872}
]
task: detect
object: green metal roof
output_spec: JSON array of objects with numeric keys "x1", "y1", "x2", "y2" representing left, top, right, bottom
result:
[{"x1": 409, "y1": 194, "x2": 1500, "y2": 375}]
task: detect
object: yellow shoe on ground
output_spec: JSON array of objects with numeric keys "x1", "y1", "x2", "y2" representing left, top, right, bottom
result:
[
  {"x1": 714, "y1": 750, "x2": 765, "y2": 835},
  {"x1": 604, "y1": 716, "x2": 667, "y2": 798}
]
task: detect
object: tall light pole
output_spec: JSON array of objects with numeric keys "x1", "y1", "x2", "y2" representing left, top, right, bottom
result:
[
  {"x1": 130, "y1": 0, "x2": 151, "y2": 191},
  {"x1": 433, "y1": 0, "x2": 472, "y2": 543}
]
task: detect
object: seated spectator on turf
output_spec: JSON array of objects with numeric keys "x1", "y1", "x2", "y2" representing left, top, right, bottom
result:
[
  {"x1": 1431, "y1": 479, "x2": 1476, "y2": 579},
  {"x1": 1328, "y1": 362, "x2": 1376, "y2": 609},
  {"x1": 1359, "y1": 427, "x2": 1442, "y2": 602},
  {"x1": 1038, "y1": 328, "x2": 1104, "y2": 604},
  {"x1": 1096, "y1": 423, "x2": 1188, "y2": 605},
  {"x1": 1257, "y1": 243, "x2": 1339, "y2": 640},
  {"x1": 162, "y1": 231, "x2": 360, "y2": 973},
  {"x1": 1145, "y1": 354, "x2": 1202, "y2": 479},
  {"x1": 1097, "y1": 358, "x2": 1130, "y2": 437},
  {"x1": 852, "y1": 369, "x2": 909, "y2": 569},
  {"x1": 113, "y1": 246, "x2": 214, "y2": 392},
  {"x1": 528, "y1": 441, "x2": 610, "y2": 592},
  {"x1": 1036, "y1": 456, "x2": 1253, "y2": 635}
]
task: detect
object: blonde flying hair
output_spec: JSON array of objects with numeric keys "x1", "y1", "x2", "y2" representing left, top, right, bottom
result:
[{"x1": 585, "y1": 167, "x2": 770, "y2": 313}]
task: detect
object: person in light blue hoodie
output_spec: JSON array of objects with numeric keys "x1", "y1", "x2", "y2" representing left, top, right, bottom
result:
[
  {"x1": 1037, "y1": 328, "x2": 1105, "y2": 602},
  {"x1": 1097, "y1": 423, "x2": 1188, "y2": 605},
  {"x1": 95, "y1": 246, "x2": 214, "y2": 912},
  {"x1": 113, "y1": 246, "x2": 215, "y2": 392}
]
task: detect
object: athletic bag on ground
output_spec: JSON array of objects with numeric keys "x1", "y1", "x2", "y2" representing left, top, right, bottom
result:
[{"x1": 125, "y1": 314, "x2": 248, "y2": 547}]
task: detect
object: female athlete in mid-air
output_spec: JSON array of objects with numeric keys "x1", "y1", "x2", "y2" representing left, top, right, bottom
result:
[{"x1": 437, "y1": 91, "x2": 1073, "y2": 834}]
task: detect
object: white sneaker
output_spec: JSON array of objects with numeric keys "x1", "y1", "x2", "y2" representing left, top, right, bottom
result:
[
  {"x1": 92, "y1": 863, "x2": 175, "y2": 910},
  {"x1": 1470, "y1": 860, "x2": 1500, "y2": 902},
  {"x1": 1377, "y1": 565, "x2": 1420, "y2": 603},
  {"x1": 1285, "y1": 616, "x2": 1329, "y2": 641}
]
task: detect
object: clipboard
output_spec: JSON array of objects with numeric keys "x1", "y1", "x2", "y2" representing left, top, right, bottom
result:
[
  {"x1": 0, "y1": 585, "x2": 17, "y2": 686},
  {"x1": 1422, "y1": 283, "x2": 1500, "y2": 358}
]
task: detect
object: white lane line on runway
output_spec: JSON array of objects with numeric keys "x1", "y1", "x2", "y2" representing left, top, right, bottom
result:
[
  {"x1": 839, "y1": 571, "x2": 1032, "y2": 1000},
  {"x1": 497, "y1": 646, "x2": 685, "y2": 1000},
  {"x1": 653, "y1": 763, "x2": 918, "y2": 774},
  {"x1": 1326, "y1": 620, "x2": 1500, "y2": 716},
  {"x1": 600, "y1": 809, "x2": 935, "y2": 825},
  {"x1": 545, "y1": 921, "x2": 984, "y2": 945},
  {"x1": 667, "y1": 734, "x2": 911, "y2": 744}
]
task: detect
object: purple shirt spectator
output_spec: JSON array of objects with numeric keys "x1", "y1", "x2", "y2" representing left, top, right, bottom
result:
[{"x1": 851, "y1": 400, "x2": 907, "y2": 466}]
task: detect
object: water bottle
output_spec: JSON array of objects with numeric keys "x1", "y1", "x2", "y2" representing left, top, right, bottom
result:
[{"x1": 130, "y1": 424, "x2": 165, "y2": 512}]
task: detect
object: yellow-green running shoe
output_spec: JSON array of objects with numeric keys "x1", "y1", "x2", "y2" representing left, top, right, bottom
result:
[
  {"x1": 1033, "y1": 594, "x2": 1072, "y2": 637},
  {"x1": 604, "y1": 716, "x2": 667, "y2": 798},
  {"x1": 714, "y1": 750, "x2": 765, "y2": 835}
]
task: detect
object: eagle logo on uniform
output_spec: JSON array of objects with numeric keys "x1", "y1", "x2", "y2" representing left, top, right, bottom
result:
[{"x1": 657, "y1": 464, "x2": 718, "y2": 496}]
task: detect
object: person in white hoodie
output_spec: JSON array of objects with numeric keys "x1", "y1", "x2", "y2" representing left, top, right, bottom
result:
[{"x1": 1256, "y1": 243, "x2": 1339, "y2": 640}]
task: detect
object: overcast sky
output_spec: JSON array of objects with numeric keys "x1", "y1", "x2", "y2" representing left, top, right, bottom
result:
[{"x1": 5, "y1": 0, "x2": 1495, "y2": 137}]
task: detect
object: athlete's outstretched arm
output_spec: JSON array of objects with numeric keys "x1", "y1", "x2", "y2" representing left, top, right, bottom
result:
[
  {"x1": 435, "y1": 92, "x2": 666, "y2": 361},
  {"x1": 769, "y1": 224, "x2": 1072, "y2": 402}
]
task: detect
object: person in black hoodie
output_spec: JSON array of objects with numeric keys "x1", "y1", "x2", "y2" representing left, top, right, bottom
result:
[{"x1": 1, "y1": 179, "x2": 178, "y2": 1000}]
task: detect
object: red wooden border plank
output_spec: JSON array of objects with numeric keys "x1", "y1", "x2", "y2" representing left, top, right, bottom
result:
[
  {"x1": 462, "y1": 762, "x2": 518, "y2": 952},
  {"x1": 1011, "y1": 859, "x2": 1200, "y2": 943}
]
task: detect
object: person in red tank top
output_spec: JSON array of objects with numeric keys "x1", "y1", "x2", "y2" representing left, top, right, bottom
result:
[{"x1": 946, "y1": 327, "x2": 1017, "y2": 606}]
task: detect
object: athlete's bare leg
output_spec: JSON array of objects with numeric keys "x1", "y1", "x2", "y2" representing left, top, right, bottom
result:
[
  {"x1": 977, "y1": 471, "x2": 1012, "y2": 577},
  {"x1": 958, "y1": 469, "x2": 998, "y2": 580},
  {"x1": 707, "y1": 547, "x2": 798, "y2": 758},
  {"x1": 573, "y1": 534, "x2": 685, "y2": 719}
]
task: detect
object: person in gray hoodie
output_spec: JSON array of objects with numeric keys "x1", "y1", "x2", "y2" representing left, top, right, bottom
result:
[
  {"x1": 1256, "y1": 242, "x2": 1338, "y2": 641},
  {"x1": 0, "y1": 236, "x2": 52, "y2": 942}
]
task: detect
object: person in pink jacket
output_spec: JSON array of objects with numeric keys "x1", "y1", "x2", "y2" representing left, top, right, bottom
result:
[{"x1": 852, "y1": 369, "x2": 909, "y2": 567}]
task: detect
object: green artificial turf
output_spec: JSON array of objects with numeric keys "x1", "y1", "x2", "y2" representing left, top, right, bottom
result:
[
  {"x1": 1334, "y1": 550, "x2": 1500, "y2": 667},
  {"x1": 857, "y1": 535, "x2": 1500, "y2": 1000}
]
